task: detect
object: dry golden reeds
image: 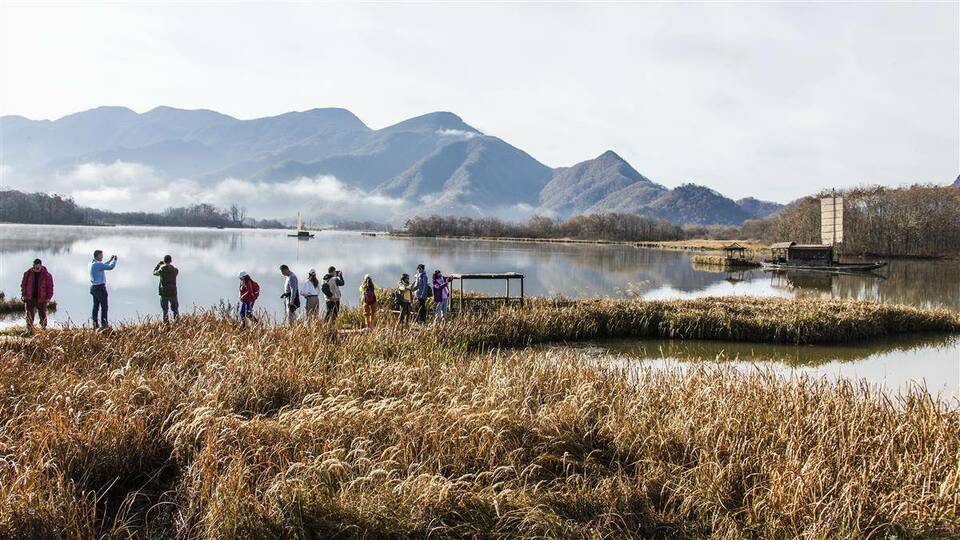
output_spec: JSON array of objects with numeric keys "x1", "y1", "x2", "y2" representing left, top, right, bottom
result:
[{"x1": 0, "y1": 297, "x2": 957, "y2": 538}]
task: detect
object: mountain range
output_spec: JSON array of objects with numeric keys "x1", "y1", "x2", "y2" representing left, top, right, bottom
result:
[{"x1": 0, "y1": 106, "x2": 782, "y2": 224}]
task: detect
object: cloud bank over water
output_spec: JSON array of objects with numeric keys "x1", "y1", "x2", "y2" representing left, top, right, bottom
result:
[{"x1": 7, "y1": 161, "x2": 407, "y2": 221}]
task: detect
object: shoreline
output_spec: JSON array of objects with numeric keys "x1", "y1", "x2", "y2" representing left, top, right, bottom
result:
[
  {"x1": 4, "y1": 295, "x2": 957, "y2": 345},
  {"x1": 387, "y1": 232, "x2": 957, "y2": 260}
]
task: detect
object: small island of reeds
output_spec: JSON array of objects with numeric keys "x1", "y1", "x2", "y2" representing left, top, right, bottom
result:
[
  {"x1": 1, "y1": 296, "x2": 958, "y2": 538},
  {"x1": 691, "y1": 254, "x2": 762, "y2": 269}
]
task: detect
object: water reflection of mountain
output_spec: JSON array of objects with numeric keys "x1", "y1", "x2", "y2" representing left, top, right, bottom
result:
[
  {"x1": 402, "y1": 238, "x2": 737, "y2": 297},
  {"x1": 587, "y1": 333, "x2": 959, "y2": 367},
  {"x1": 0, "y1": 224, "x2": 244, "y2": 255}
]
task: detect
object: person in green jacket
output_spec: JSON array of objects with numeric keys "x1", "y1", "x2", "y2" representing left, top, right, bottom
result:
[{"x1": 153, "y1": 254, "x2": 179, "y2": 323}]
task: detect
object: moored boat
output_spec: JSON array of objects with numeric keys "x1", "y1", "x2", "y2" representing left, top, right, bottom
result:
[
  {"x1": 760, "y1": 260, "x2": 886, "y2": 273},
  {"x1": 287, "y1": 213, "x2": 315, "y2": 239}
]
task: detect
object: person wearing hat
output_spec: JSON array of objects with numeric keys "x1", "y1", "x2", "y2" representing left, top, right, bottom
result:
[
  {"x1": 20, "y1": 258, "x2": 54, "y2": 333},
  {"x1": 237, "y1": 271, "x2": 260, "y2": 327},
  {"x1": 153, "y1": 254, "x2": 179, "y2": 323},
  {"x1": 299, "y1": 267, "x2": 321, "y2": 319}
]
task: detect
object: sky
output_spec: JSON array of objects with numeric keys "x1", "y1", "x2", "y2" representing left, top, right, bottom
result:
[{"x1": 0, "y1": 1, "x2": 957, "y2": 202}]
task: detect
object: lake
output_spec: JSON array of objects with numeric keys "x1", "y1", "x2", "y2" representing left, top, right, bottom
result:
[{"x1": 2, "y1": 224, "x2": 957, "y2": 400}]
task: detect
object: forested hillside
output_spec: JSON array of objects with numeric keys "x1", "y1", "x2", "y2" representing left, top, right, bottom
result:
[
  {"x1": 0, "y1": 190, "x2": 284, "y2": 229},
  {"x1": 741, "y1": 185, "x2": 960, "y2": 257}
]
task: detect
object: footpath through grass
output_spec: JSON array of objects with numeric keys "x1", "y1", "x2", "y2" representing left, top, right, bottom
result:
[{"x1": 1, "y1": 296, "x2": 958, "y2": 538}]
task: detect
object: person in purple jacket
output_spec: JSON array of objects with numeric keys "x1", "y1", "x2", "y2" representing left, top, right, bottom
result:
[{"x1": 431, "y1": 270, "x2": 457, "y2": 322}]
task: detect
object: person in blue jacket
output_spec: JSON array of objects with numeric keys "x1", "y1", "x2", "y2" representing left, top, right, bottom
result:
[
  {"x1": 89, "y1": 249, "x2": 117, "y2": 328},
  {"x1": 412, "y1": 263, "x2": 431, "y2": 324}
]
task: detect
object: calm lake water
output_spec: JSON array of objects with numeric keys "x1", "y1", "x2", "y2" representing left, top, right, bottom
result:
[
  {"x1": 2, "y1": 224, "x2": 957, "y2": 400},
  {"x1": 556, "y1": 333, "x2": 959, "y2": 402}
]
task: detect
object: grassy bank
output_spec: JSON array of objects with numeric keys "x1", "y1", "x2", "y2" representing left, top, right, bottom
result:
[
  {"x1": 1, "y1": 307, "x2": 958, "y2": 538},
  {"x1": 446, "y1": 296, "x2": 960, "y2": 347},
  {"x1": 690, "y1": 254, "x2": 762, "y2": 269},
  {"x1": 0, "y1": 291, "x2": 57, "y2": 316}
]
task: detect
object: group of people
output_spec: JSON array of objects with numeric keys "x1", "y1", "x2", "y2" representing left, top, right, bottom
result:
[
  {"x1": 239, "y1": 263, "x2": 458, "y2": 328},
  {"x1": 17, "y1": 252, "x2": 459, "y2": 331}
]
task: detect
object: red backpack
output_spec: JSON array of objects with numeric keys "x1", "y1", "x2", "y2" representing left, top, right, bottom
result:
[
  {"x1": 249, "y1": 279, "x2": 260, "y2": 301},
  {"x1": 363, "y1": 285, "x2": 376, "y2": 305}
]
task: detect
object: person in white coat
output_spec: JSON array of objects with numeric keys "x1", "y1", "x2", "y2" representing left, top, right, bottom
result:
[{"x1": 300, "y1": 268, "x2": 321, "y2": 319}]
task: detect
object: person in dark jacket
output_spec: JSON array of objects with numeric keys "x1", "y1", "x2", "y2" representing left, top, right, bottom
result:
[
  {"x1": 20, "y1": 258, "x2": 54, "y2": 333},
  {"x1": 153, "y1": 254, "x2": 179, "y2": 323},
  {"x1": 321, "y1": 266, "x2": 345, "y2": 324}
]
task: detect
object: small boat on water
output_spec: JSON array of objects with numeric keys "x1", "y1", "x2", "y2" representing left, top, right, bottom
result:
[
  {"x1": 761, "y1": 260, "x2": 886, "y2": 273},
  {"x1": 287, "y1": 213, "x2": 315, "y2": 239}
]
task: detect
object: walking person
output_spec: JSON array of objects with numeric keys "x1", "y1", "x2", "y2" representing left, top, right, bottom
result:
[
  {"x1": 20, "y1": 258, "x2": 54, "y2": 334},
  {"x1": 153, "y1": 255, "x2": 179, "y2": 323},
  {"x1": 89, "y1": 250, "x2": 117, "y2": 329},
  {"x1": 321, "y1": 266, "x2": 345, "y2": 324},
  {"x1": 395, "y1": 273, "x2": 413, "y2": 326},
  {"x1": 359, "y1": 274, "x2": 379, "y2": 328},
  {"x1": 432, "y1": 270, "x2": 456, "y2": 322},
  {"x1": 238, "y1": 271, "x2": 260, "y2": 327},
  {"x1": 280, "y1": 264, "x2": 300, "y2": 325},
  {"x1": 300, "y1": 268, "x2": 321, "y2": 319},
  {"x1": 413, "y1": 264, "x2": 431, "y2": 324}
]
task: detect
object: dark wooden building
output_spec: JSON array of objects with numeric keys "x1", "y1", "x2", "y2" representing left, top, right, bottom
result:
[{"x1": 769, "y1": 242, "x2": 834, "y2": 266}]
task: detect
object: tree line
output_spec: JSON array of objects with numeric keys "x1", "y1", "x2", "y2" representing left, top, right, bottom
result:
[
  {"x1": 403, "y1": 213, "x2": 688, "y2": 242},
  {"x1": 0, "y1": 190, "x2": 285, "y2": 229},
  {"x1": 741, "y1": 184, "x2": 960, "y2": 257},
  {"x1": 404, "y1": 185, "x2": 959, "y2": 257}
]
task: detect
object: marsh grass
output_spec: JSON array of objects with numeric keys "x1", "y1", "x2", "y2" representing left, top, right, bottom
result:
[
  {"x1": 1, "y1": 297, "x2": 958, "y2": 538},
  {"x1": 690, "y1": 255, "x2": 760, "y2": 269}
]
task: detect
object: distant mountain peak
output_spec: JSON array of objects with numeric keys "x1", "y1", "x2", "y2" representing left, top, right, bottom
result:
[
  {"x1": 953, "y1": 174, "x2": 959, "y2": 187},
  {"x1": 540, "y1": 150, "x2": 662, "y2": 215},
  {"x1": 737, "y1": 196, "x2": 783, "y2": 218},
  {"x1": 382, "y1": 111, "x2": 481, "y2": 135},
  {"x1": 56, "y1": 105, "x2": 137, "y2": 123},
  {"x1": 597, "y1": 149, "x2": 625, "y2": 161}
]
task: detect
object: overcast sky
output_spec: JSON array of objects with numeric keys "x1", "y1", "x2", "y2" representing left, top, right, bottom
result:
[{"x1": 1, "y1": 2, "x2": 957, "y2": 201}]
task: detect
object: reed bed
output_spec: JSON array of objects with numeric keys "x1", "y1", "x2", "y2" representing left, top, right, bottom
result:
[
  {"x1": 0, "y1": 298, "x2": 958, "y2": 538},
  {"x1": 690, "y1": 255, "x2": 760, "y2": 269},
  {"x1": 448, "y1": 296, "x2": 960, "y2": 348}
]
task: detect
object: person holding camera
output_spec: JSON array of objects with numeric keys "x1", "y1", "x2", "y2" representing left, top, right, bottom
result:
[
  {"x1": 153, "y1": 254, "x2": 179, "y2": 323},
  {"x1": 321, "y1": 266, "x2": 344, "y2": 324},
  {"x1": 89, "y1": 249, "x2": 117, "y2": 329}
]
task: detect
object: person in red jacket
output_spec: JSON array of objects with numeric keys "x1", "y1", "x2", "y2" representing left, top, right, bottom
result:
[
  {"x1": 238, "y1": 271, "x2": 260, "y2": 327},
  {"x1": 21, "y1": 258, "x2": 54, "y2": 333}
]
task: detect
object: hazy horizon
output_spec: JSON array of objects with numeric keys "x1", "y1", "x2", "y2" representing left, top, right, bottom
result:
[{"x1": 1, "y1": 2, "x2": 957, "y2": 204}]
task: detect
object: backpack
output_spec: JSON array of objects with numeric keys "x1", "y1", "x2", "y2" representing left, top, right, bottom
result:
[
  {"x1": 363, "y1": 286, "x2": 377, "y2": 305},
  {"x1": 321, "y1": 280, "x2": 333, "y2": 299},
  {"x1": 391, "y1": 289, "x2": 403, "y2": 308},
  {"x1": 249, "y1": 279, "x2": 260, "y2": 301}
]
